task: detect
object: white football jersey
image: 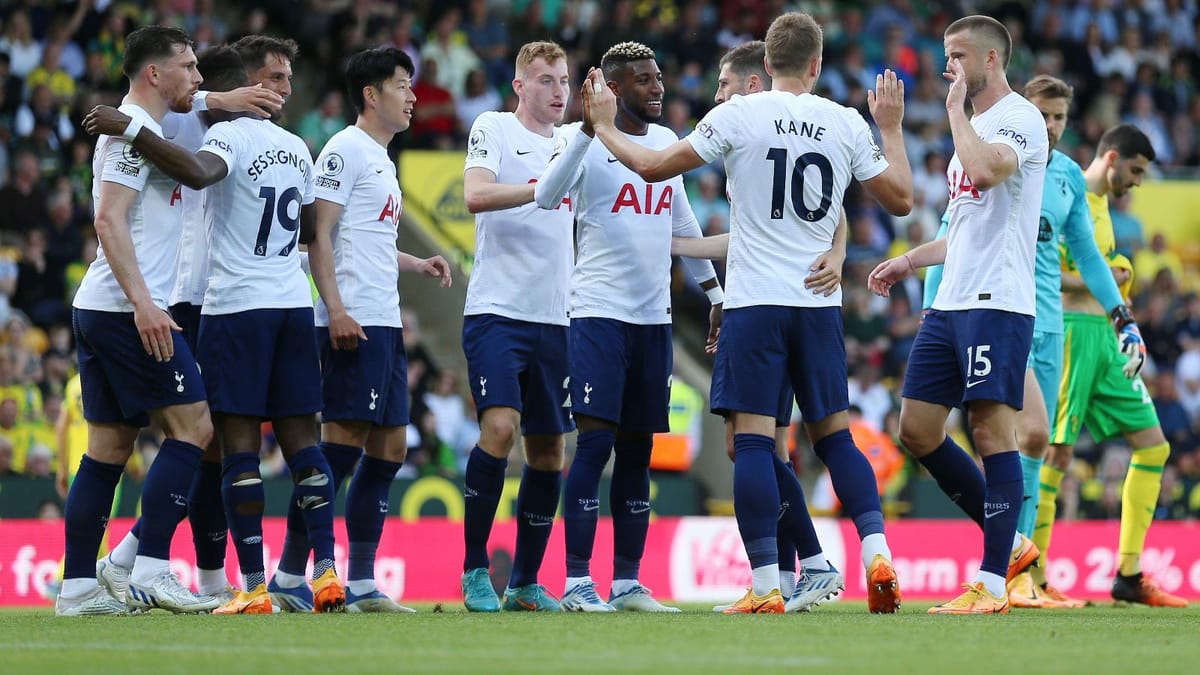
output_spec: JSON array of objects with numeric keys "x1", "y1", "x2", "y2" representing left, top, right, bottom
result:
[
  {"x1": 540, "y1": 122, "x2": 714, "y2": 324},
  {"x1": 74, "y1": 103, "x2": 184, "y2": 313},
  {"x1": 463, "y1": 111, "x2": 574, "y2": 325},
  {"x1": 936, "y1": 92, "x2": 1047, "y2": 316},
  {"x1": 198, "y1": 117, "x2": 315, "y2": 315},
  {"x1": 686, "y1": 91, "x2": 889, "y2": 309},
  {"x1": 312, "y1": 125, "x2": 403, "y2": 328},
  {"x1": 162, "y1": 110, "x2": 209, "y2": 307}
]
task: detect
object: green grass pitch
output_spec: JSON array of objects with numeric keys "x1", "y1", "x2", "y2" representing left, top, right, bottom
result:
[{"x1": 2, "y1": 602, "x2": 1198, "y2": 673}]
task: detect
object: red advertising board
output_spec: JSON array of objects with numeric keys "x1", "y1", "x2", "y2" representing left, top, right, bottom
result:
[{"x1": 2, "y1": 518, "x2": 1197, "y2": 605}]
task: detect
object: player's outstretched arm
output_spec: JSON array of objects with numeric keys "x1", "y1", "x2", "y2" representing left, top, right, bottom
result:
[
  {"x1": 868, "y1": 238, "x2": 947, "y2": 298},
  {"x1": 534, "y1": 128, "x2": 589, "y2": 210},
  {"x1": 583, "y1": 68, "x2": 705, "y2": 182},
  {"x1": 463, "y1": 167, "x2": 536, "y2": 213},
  {"x1": 862, "y1": 70, "x2": 913, "y2": 216},
  {"x1": 308, "y1": 198, "x2": 367, "y2": 351},
  {"x1": 95, "y1": 181, "x2": 181, "y2": 361},
  {"x1": 398, "y1": 251, "x2": 453, "y2": 288},
  {"x1": 943, "y1": 58, "x2": 1018, "y2": 190},
  {"x1": 83, "y1": 106, "x2": 228, "y2": 190},
  {"x1": 671, "y1": 233, "x2": 729, "y2": 259}
]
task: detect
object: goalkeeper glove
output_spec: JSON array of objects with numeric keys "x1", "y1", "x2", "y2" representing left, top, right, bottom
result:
[{"x1": 1111, "y1": 304, "x2": 1146, "y2": 379}]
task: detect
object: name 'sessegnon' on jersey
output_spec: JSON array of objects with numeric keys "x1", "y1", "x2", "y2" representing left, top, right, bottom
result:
[
  {"x1": 463, "y1": 111, "x2": 574, "y2": 326},
  {"x1": 685, "y1": 91, "x2": 889, "y2": 310},
  {"x1": 198, "y1": 116, "x2": 316, "y2": 315},
  {"x1": 312, "y1": 125, "x2": 405, "y2": 329}
]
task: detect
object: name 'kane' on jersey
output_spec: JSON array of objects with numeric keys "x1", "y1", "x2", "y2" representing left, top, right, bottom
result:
[
  {"x1": 198, "y1": 117, "x2": 316, "y2": 315},
  {"x1": 686, "y1": 91, "x2": 889, "y2": 310}
]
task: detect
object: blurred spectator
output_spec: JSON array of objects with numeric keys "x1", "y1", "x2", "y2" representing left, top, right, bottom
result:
[
  {"x1": 383, "y1": 11, "x2": 422, "y2": 84},
  {"x1": 419, "y1": 8, "x2": 481, "y2": 99},
  {"x1": 14, "y1": 85, "x2": 75, "y2": 159},
  {"x1": 848, "y1": 365, "x2": 892, "y2": 431},
  {"x1": 1175, "y1": 350, "x2": 1200, "y2": 424},
  {"x1": 1132, "y1": 232, "x2": 1184, "y2": 296},
  {"x1": 0, "y1": 151, "x2": 48, "y2": 246},
  {"x1": 0, "y1": 434, "x2": 13, "y2": 476},
  {"x1": 0, "y1": 10, "x2": 42, "y2": 79},
  {"x1": 423, "y1": 369, "x2": 467, "y2": 455},
  {"x1": 0, "y1": 53, "x2": 24, "y2": 117},
  {"x1": 1152, "y1": 369, "x2": 1198, "y2": 451},
  {"x1": 455, "y1": 68, "x2": 501, "y2": 138},
  {"x1": 88, "y1": 7, "x2": 129, "y2": 86},
  {"x1": 689, "y1": 171, "x2": 729, "y2": 235},
  {"x1": 24, "y1": 42, "x2": 76, "y2": 107},
  {"x1": 1109, "y1": 191, "x2": 1144, "y2": 259},
  {"x1": 461, "y1": 0, "x2": 511, "y2": 90},
  {"x1": 410, "y1": 59, "x2": 459, "y2": 150},
  {"x1": 297, "y1": 89, "x2": 346, "y2": 156},
  {"x1": 14, "y1": 228, "x2": 67, "y2": 329}
]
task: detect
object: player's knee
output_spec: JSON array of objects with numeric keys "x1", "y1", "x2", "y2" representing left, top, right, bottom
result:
[
  {"x1": 1019, "y1": 424, "x2": 1049, "y2": 458},
  {"x1": 479, "y1": 416, "x2": 518, "y2": 454},
  {"x1": 897, "y1": 425, "x2": 936, "y2": 457}
]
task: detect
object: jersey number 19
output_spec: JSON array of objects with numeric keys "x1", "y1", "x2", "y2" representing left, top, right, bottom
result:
[{"x1": 255, "y1": 185, "x2": 301, "y2": 257}]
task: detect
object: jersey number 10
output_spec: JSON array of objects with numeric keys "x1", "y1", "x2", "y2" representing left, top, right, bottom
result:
[
  {"x1": 766, "y1": 147, "x2": 834, "y2": 222},
  {"x1": 255, "y1": 185, "x2": 301, "y2": 257}
]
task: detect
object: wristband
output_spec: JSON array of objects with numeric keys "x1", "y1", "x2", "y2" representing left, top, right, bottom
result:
[
  {"x1": 121, "y1": 118, "x2": 144, "y2": 142},
  {"x1": 192, "y1": 90, "x2": 210, "y2": 111},
  {"x1": 1110, "y1": 304, "x2": 1135, "y2": 330},
  {"x1": 705, "y1": 286, "x2": 725, "y2": 305}
]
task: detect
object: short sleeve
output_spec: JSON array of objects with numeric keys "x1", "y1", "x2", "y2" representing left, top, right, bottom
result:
[
  {"x1": 464, "y1": 112, "x2": 504, "y2": 176},
  {"x1": 98, "y1": 136, "x2": 151, "y2": 192},
  {"x1": 301, "y1": 150, "x2": 316, "y2": 206},
  {"x1": 686, "y1": 101, "x2": 738, "y2": 164},
  {"x1": 988, "y1": 104, "x2": 1047, "y2": 168},
  {"x1": 849, "y1": 113, "x2": 889, "y2": 182},
  {"x1": 198, "y1": 121, "x2": 239, "y2": 175},
  {"x1": 313, "y1": 136, "x2": 355, "y2": 205}
]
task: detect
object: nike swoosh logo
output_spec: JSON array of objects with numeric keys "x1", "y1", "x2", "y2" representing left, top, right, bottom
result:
[
  {"x1": 607, "y1": 157, "x2": 619, "y2": 163},
  {"x1": 529, "y1": 519, "x2": 552, "y2": 527},
  {"x1": 966, "y1": 379, "x2": 988, "y2": 389},
  {"x1": 375, "y1": 168, "x2": 383, "y2": 173},
  {"x1": 516, "y1": 150, "x2": 532, "y2": 155},
  {"x1": 984, "y1": 509, "x2": 1005, "y2": 519},
  {"x1": 583, "y1": 504, "x2": 599, "y2": 512},
  {"x1": 630, "y1": 506, "x2": 651, "y2": 514}
]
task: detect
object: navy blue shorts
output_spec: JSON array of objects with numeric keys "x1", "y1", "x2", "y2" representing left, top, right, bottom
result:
[
  {"x1": 902, "y1": 308, "x2": 1034, "y2": 410},
  {"x1": 711, "y1": 306, "x2": 848, "y2": 424},
  {"x1": 319, "y1": 325, "x2": 409, "y2": 427},
  {"x1": 776, "y1": 384, "x2": 795, "y2": 428},
  {"x1": 569, "y1": 318, "x2": 672, "y2": 433},
  {"x1": 73, "y1": 308, "x2": 206, "y2": 426},
  {"x1": 197, "y1": 308, "x2": 322, "y2": 418},
  {"x1": 462, "y1": 314, "x2": 572, "y2": 436},
  {"x1": 170, "y1": 302, "x2": 202, "y2": 355}
]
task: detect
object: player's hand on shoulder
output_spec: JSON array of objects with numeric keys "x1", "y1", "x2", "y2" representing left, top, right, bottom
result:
[
  {"x1": 84, "y1": 105, "x2": 130, "y2": 137},
  {"x1": 805, "y1": 248, "x2": 845, "y2": 297},
  {"x1": 867, "y1": 255, "x2": 915, "y2": 298},
  {"x1": 866, "y1": 69, "x2": 904, "y2": 130},
  {"x1": 133, "y1": 301, "x2": 180, "y2": 363},
  {"x1": 215, "y1": 84, "x2": 284, "y2": 119},
  {"x1": 329, "y1": 310, "x2": 367, "y2": 351}
]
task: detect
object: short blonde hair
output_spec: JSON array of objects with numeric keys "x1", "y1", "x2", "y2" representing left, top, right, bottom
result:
[
  {"x1": 765, "y1": 12, "x2": 823, "y2": 78},
  {"x1": 515, "y1": 41, "x2": 566, "y2": 77},
  {"x1": 1023, "y1": 74, "x2": 1074, "y2": 105},
  {"x1": 945, "y1": 15, "x2": 1012, "y2": 68}
]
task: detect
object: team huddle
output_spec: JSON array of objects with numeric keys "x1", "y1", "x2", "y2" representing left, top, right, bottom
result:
[{"x1": 55, "y1": 10, "x2": 1186, "y2": 617}]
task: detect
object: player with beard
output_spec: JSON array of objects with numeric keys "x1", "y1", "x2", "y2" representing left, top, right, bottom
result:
[
  {"x1": 58, "y1": 26, "x2": 217, "y2": 616},
  {"x1": 535, "y1": 41, "x2": 719, "y2": 612}
]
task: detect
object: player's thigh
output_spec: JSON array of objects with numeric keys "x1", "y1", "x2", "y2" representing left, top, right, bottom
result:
[
  {"x1": 522, "y1": 322, "x2": 572, "y2": 436},
  {"x1": 900, "y1": 310, "x2": 964, "y2": 409},
  {"x1": 620, "y1": 324, "x2": 673, "y2": 433},
  {"x1": 1051, "y1": 315, "x2": 1109, "y2": 446},
  {"x1": 320, "y1": 325, "x2": 409, "y2": 429},
  {"x1": 364, "y1": 424, "x2": 408, "y2": 464},
  {"x1": 197, "y1": 310, "x2": 275, "y2": 417},
  {"x1": 1086, "y1": 368, "x2": 1160, "y2": 442},
  {"x1": 266, "y1": 307, "x2": 323, "y2": 419},
  {"x1": 462, "y1": 314, "x2": 535, "y2": 416},
  {"x1": 956, "y1": 309, "x2": 1032, "y2": 411},
  {"x1": 212, "y1": 412, "x2": 267, "y2": 457},
  {"x1": 710, "y1": 306, "x2": 790, "y2": 419},
  {"x1": 75, "y1": 308, "x2": 203, "y2": 426},
  {"x1": 1029, "y1": 331, "x2": 1063, "y2": 425},
  {"x1": 569, "y1": 317, "x2": 632, "y2": 428},
  {"x1": 786, "y1": 307, "x2": 849, "y2": 425}
]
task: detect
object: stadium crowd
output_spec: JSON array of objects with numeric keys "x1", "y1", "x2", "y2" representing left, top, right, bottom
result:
[{"x1": 0, "y1": 0, "x2": 1198, "y2": 522}]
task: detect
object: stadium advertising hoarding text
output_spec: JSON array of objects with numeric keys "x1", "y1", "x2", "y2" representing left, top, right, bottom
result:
[{"x1": 2, "y1": 518, "x2": 1197, "y2": 606}]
